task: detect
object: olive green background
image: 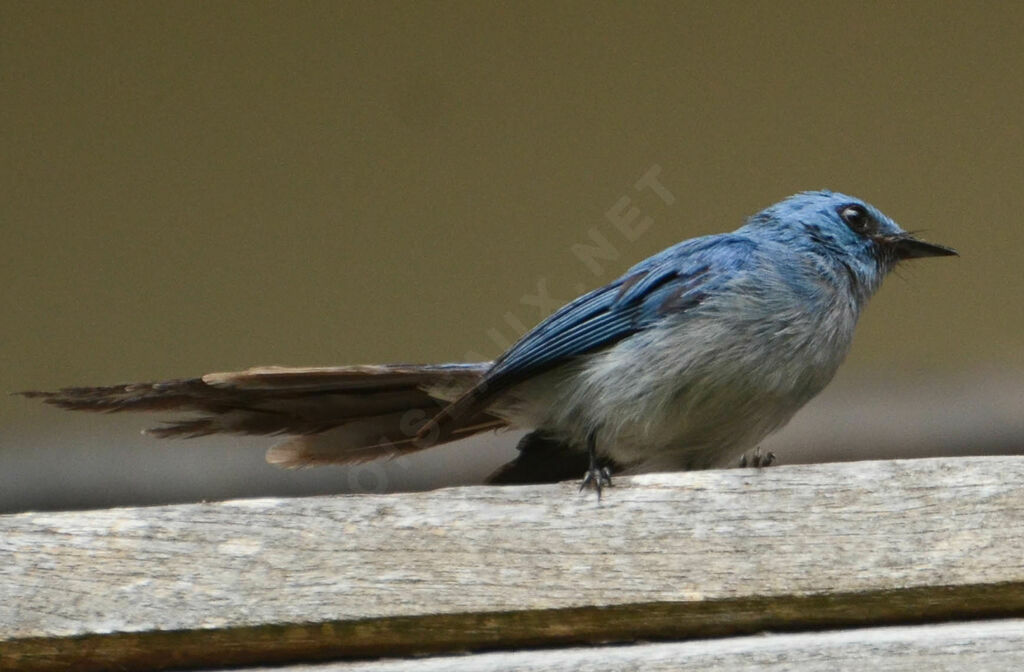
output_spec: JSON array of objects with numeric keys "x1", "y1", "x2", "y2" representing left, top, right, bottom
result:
[{"x1": 2, "y1": 2, "x2": 1022, "y2": 511}]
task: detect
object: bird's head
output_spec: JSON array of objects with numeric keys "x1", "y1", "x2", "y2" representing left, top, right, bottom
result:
[{"x1": 745, "y1": 190, "x2": 957, "y2": 273}]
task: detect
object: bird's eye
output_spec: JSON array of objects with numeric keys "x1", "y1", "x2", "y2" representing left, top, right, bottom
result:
[{"x1": 838, "y1": 204, "x2": 872, "y2": 234}]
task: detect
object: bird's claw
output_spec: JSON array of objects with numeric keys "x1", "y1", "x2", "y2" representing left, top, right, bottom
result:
[
  {"x1": 739, "y1": 446, "x2": 776, "y2": 469},
  {"x1": 579, "y1": 464, "x2": 613, "y2": 500}
]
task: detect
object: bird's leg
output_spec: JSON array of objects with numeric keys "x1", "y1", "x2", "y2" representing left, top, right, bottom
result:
[
  {"x1": 579, "y1": 428, "x2": 612, "y2": 500},
  {"x1": 739, "y1": 446, "x2": 776, "y2": 469}
]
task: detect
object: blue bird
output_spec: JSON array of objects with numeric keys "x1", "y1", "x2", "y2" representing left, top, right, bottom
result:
[{"x1": 25, "y1": 191, "x2": 957, "y2": 494}]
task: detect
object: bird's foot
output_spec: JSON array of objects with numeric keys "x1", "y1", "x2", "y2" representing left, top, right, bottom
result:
[
  {"x1": 579, "y1": 427, "x2": 612, "y2": 500},
  {"x1": 579, "y1": 463, "x2": 613, "y2": 500},
  {"x1": 739, "y1": 446, "x2": 776, "y2": 469}
]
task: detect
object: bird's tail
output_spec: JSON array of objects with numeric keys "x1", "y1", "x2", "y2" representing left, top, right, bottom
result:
[{"x1": 20, "y1": 362, "x2": 503, "y2": 467}]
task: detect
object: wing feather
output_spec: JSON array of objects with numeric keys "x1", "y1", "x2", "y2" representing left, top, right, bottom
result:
[{"x1": 420, "y1": 234, "x2": 757, "y2": 438}]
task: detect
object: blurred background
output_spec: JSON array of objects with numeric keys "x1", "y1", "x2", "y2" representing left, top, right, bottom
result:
[{"x1": 2, "y1": 1, "x2": 1022, "y2": 513}]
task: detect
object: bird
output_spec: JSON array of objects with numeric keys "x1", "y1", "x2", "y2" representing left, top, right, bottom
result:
[{"x1": 23, "y1": 190, "x2": 957, "y2": 495}]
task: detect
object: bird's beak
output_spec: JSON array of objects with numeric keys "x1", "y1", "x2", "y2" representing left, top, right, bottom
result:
[{"x1": 878, "y1": 233, "x2": 959, "y2": 259}]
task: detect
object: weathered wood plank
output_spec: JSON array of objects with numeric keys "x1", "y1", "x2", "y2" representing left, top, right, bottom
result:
[
  {"x1": 3, "y1": 457, "x2": 1024, "y2": 672},
  {"x1": 221, "y1": 619, "x2": 1024, "y2": 671}
]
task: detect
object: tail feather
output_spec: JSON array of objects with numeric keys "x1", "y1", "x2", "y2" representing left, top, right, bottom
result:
[
  {"x1": 266, "y1": 412, "x2": 505, "y2": 467},
  {"x1": 20, "y1": 362, "x2": 502, "y2": 466},
  {"x1": 20, "y1": 378, "x2": 217, "y2": 413}
]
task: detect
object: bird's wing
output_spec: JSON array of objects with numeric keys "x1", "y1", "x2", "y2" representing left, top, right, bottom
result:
[{"x1": 420, "y1": 235, "x2": 757, "y2": 437}]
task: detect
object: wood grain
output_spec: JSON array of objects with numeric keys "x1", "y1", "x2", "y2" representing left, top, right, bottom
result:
[{"x1": 3, "y1": 457, "x2": 1024, "y2": 671}]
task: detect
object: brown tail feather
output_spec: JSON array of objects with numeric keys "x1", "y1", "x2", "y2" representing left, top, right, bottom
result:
[
  {"x1": 266, "y1": 413, "x2": 506, "y2": 467},
  {"x1": 20, "y1": 362, "x2": 502, "y2": 466}
]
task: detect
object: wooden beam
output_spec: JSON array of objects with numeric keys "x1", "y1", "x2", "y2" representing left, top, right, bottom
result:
[{"x1": 3, "y1": 457, "x2": 1024, "y2": 671}]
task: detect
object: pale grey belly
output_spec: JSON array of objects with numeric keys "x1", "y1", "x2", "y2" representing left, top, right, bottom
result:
[{"x1": 487, "y1": 317, "x2": 848, "y2": 472}]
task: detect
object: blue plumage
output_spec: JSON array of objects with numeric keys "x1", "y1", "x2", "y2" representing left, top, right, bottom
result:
[
  {"x1": 484, "y1": 235, "x2": 754, "y2": 394},
  {"x1": 422, "y1": 190, "x2": 956, "y2": 491}
]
